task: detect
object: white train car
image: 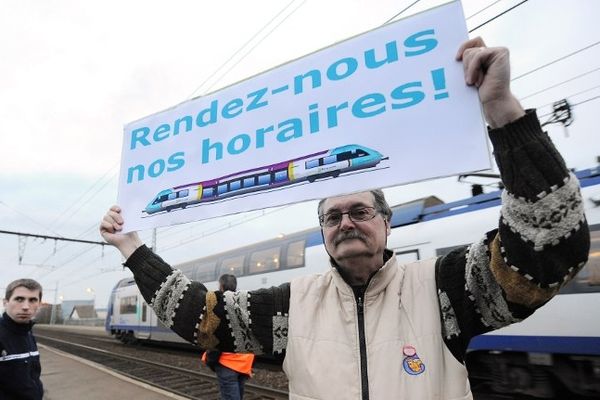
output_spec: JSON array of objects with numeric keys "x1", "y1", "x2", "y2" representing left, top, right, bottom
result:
[{"x1": 106, "y1": 165, "x2": 600, "y2": 397}]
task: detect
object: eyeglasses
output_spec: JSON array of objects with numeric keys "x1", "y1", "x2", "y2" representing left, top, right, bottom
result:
[{"x1": 319, "y1": 207, "x2": 379, "y2": 228}]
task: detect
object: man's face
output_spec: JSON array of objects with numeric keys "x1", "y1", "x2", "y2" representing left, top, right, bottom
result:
[
  {"x1": 321, "y1": 192, "x2": 390, "y2": 264},
  {"x1": 3, "y1": 287, "x2": 41, "y2": 324}
]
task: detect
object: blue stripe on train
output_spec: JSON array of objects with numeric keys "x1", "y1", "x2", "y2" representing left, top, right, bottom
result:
[
  {"x1": 469, "y1": 335, "x2": 600, "y2": 355},
  {"x1": 109, "y1": 324, "x2": 173, "y2": 333}
]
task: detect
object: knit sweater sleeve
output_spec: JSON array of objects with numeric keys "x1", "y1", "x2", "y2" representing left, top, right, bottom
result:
[
  {"x1": 124, "y1": 245, "x2": 290, "y2": 355},
  {"x1": 435, "y1": 109, "x2": 590, "y2": 363}
]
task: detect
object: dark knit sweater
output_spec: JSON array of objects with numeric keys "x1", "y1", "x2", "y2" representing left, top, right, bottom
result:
[{"x1": 124, "y1": 110, "x2": 589, "y2": 362}]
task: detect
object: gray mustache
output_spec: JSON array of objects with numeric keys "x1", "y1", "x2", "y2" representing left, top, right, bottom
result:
[{"x1": 334, "y1": 230, "x2": 368, "y2": 246}]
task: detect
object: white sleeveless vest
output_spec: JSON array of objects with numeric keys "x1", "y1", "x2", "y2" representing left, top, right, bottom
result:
[{"x1": 283, "y1": 255, "x2": 473, "y2": 400}]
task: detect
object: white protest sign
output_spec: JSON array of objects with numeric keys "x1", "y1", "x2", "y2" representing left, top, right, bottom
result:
[{"x1": 117, "y1": 0, "x2": 490, "y2": 232}]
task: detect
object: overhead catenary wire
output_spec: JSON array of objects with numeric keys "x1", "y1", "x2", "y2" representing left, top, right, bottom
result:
[
  {"x1": 538, "y1": 94, "x2": 600, "y2": 120},
  {"x1": 187, "y1": 0, "x2": 306, "y2": 99},
  {"x1": 382, "y1": 0, "x2": 422, "y2": 25},
  {"x1": 37, "y1": 167, "x2": 118, "y2": 266},
  {"x1": 34, "y1": 243, "x2": 100, "y2": 281},
  {"x1": 47, "y1": 163, "x2": 118, "y2": 230},
  {"x1": 512, "y1": 41, "x2": 600, "y2": 81},
  {"x1": 61, "y1": 263, "x2": 125, "y2": 288},
  {"x1": 572, "y1": 95, "x2": 600, "y2": 107},
  {"x1": 37, "y1": 220, "x2": 111, "y2": 267},
  {"x1": 468, "y1": 0, "x2": 528, "y2": 33},
  {"x1": 159, "y1": 204, "x2": 294, "y2": 253},
  {"x1": 0, "y1": 201, "x2": 65, "y2": 238},
  {"x1": 200, "y1": 0, "x2": 307, "y2": 95},
  {"x1": 53, "y1": 170, "x2": 118, "y2": 231},
  {"x1": 465, "y1": 0, "x2": 503, "y2": 20},
  {"x1": 535, "y1": 84, "x2": 600, "y2": 111},
  {"x1": 519, "y1": 66, "x2": 600, "y2": 101},
  {"x1": 0, "y1": 230, "x2": 107, "y2": 245}
]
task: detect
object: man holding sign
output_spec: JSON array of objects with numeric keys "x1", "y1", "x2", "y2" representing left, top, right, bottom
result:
[{"x1": 101, "y1": 37, "x2": 589, "y2": 399}]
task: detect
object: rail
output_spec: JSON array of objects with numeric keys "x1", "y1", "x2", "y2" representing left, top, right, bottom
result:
[{"x1": 36, "y1": 335, "x2": 288, "y2": 400}]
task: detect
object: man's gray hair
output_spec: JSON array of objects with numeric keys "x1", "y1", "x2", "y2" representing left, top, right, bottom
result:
[
  {"x1": 5, "y1": 279, "x2": 43, "y2": 301},
  {"x1": 317, "y1": 189, "x2": 393, "y2": 222}
]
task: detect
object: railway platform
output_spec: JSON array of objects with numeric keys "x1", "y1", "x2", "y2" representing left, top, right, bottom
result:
[{"x1": 39, "y1": 344, "x2": 188, "y2": 400}]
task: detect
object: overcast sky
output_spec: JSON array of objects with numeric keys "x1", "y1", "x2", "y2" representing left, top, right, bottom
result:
[{"x1": 1, "y1": 0, "x2": 599, "y2": 309}]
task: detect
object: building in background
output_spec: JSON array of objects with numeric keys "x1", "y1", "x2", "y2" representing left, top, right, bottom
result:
[{"x1": 60, "y1": 299, "x2": 94, "y2": 321}]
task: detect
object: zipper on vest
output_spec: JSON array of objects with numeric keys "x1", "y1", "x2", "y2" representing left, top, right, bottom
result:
[{"x1": 356, "y1": 294, "x2": 370, "y2": 400}]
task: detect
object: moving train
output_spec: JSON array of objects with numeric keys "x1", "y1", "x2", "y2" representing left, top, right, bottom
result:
[
  {"x1": 144, "y1": 144, "x2": 386, "y2": 214},
  {"x1": 108, "y1": 164, "x2": 600, "y2": 398}
]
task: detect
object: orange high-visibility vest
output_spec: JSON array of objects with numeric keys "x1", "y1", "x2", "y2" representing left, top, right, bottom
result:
[{"x1": 202, "y1": 352, "x2": 254, "y2": 376}]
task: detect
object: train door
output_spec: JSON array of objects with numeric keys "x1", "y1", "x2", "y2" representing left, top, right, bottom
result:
[{"x1": 136, "y1": 297, "x2": 152, "y2": 340}]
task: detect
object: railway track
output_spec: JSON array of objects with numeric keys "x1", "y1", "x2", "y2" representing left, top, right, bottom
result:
[
  {"x1": 36, "y1": 326, "x2": 597, "y2": 400},
  {"x1": 36, "y1": 334, "x2": 288, "y2": 400}
]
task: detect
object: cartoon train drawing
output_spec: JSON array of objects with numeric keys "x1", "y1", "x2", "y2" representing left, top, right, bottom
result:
[{"x1": 144, "y1": 144, "x2": 387, "y2": 214}]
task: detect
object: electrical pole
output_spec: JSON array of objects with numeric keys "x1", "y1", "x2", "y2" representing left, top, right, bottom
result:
[
  {"x1": 50, "y1": 281, "x2": 59, "y2": 325},
  {"x1": 151, "y1": 228, "x2": 157, "y2": 252}
]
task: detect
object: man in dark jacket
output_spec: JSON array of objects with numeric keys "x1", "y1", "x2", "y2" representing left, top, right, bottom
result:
[{"x1": 0, "y1": 279, "x2": 44, "y2": 400}]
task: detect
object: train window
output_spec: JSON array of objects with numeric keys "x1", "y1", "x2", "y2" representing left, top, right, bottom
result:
[
  {"x1": 193, "y1": 261, "x2": 218, "y2": 282},
  {"x1": 179, "y1": 266, "x2": 194, "y2": 279},
  {"x1": 249, "y1": 247, "x2": 281, "y2": 274},
  {"x1": 258, "y1": 174, "x2": 271, "y2": 185},
  {"x1": 336, "y1": 151, "x2": 353, "y2": 162},
  {"x1": 436, "y1": 245, "x2": 466, "y2": 257},
  {"x1": 178, "y1": 189, "x2": 189, "y2": 198},
  {"x1": 306, "y1": 159, "x2": 319, "y2": 169},
  {"x1": 274, "y1": 170, "x2": 288, "y2": 182},
  {"x1": 153, "y1": 194, "x2": 169, "y2": 205},
  {"x1": 243, "y1": 177, "x2": 255, "y2": 187},
  {"x1": 356, "y1": 149, "x2": 368, "y2": 157},
  {"x1": 395, "y1": 249, "x2": 420, "y2": 263},
  {"x1": 168, "y1": 192, "x2": 177, "y2": 200},
  {"x1": 217, "y1": 184, "x2": 228, "y2": 195},
  {"x1": 561, "y1": 227, "x2": 600, "y2": 294},
  {"x1": 117, "y1": 278, "x2": 136, "y2": 288},
  {"x1": 142, "y1": 303, "x2": 147, "y2": 322},
  {"x1": 119, "y1": 295, "x2": 137, "y2": 314},
  {"x1": 219, "y1": 255, "x2": 245, "y2": 277},
  {"x1": 230, "y1": 180, "x2": 242, "y2": 191},
  {"x1": 323, "y1": 155, "x2": 337, "y2": 165},
  {"x1": 203, "y1": 187, "x2": 215, "y2": 198},
  {"x1": 286, "y1": 240, "x2": 305, "y2": 268}
]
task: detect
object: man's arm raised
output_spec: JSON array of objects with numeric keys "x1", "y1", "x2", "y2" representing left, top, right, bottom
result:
[{"x1": 99, "y1": 206, "x2": 290, "y2": 355}]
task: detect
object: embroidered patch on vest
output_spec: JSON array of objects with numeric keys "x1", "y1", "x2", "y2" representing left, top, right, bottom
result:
[{"x1": 402, "y1": 345, "x2": 425, "y2": 375}]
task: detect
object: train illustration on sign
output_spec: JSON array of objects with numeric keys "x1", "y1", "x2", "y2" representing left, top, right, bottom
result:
[{"x1": 144, "y1": 144, "x2": 387, "y2": 215}]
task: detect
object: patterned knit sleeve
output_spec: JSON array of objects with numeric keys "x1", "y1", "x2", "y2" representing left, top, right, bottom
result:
[
  {"x1": 436, "y1": 109, "x2": 590, "y2": 363},
  {"x1": 124, "y1": 245, "x2": 290, "y2": 355}
]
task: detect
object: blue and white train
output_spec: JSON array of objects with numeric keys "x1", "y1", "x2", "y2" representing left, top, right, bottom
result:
[
  {"x1": 107, "y1": 165, "x2": 600, "y2": 398},
  {"x1": 144, "y1": 144, "x2": 386, "y2": 214}
]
